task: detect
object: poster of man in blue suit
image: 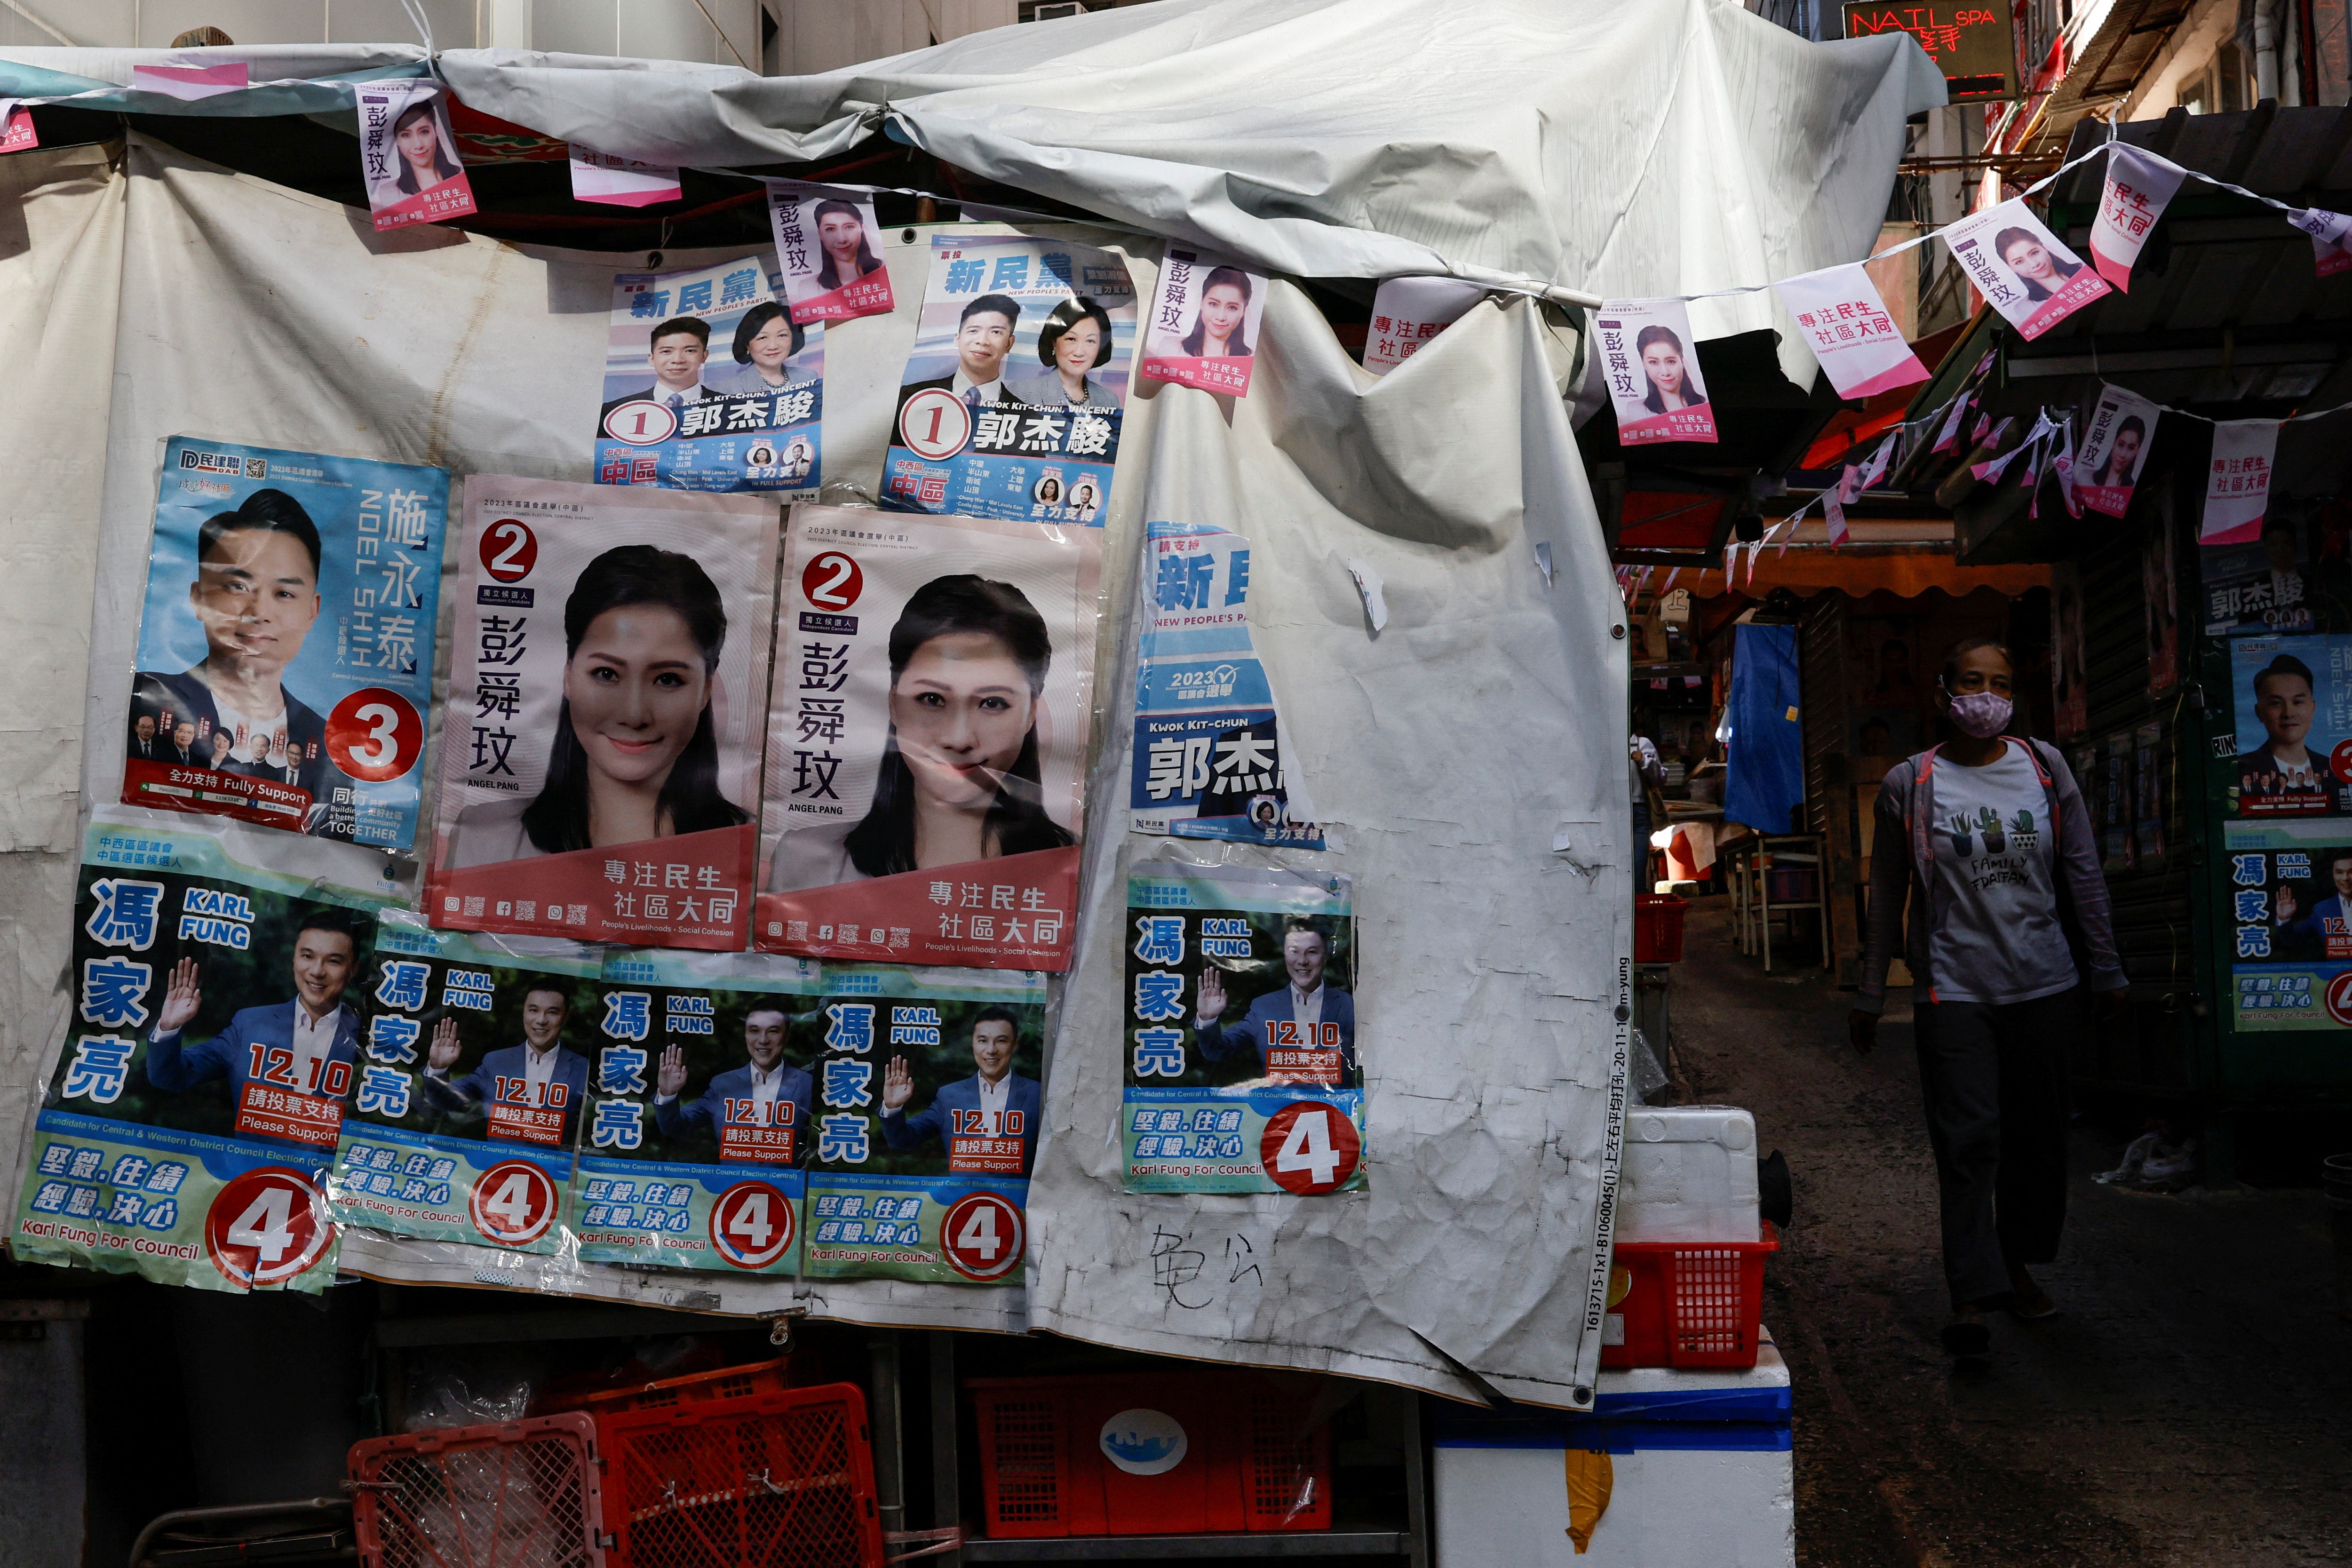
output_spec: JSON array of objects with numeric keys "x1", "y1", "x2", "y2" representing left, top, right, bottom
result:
[
  {"x1": 653, "y1": 1004, "x2": 816, "y2": 1165},
  {"x1": 1195, "y1": 920, "x2": 1357, "y2": 1088},
  {"x1": 144, "y1": 907, "x2": 366, "y2": 1151},
  {"x1": 420, "y1": 983, "x2": 590, "y2": 1147},
  {"x1": 879, "y1": 1007, "x2": 1042, "y2": 1176}
]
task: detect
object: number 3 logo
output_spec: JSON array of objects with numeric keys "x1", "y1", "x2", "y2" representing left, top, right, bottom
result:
[{"x1": 326, "y1": 689, "x2": 425, "y2": 783}]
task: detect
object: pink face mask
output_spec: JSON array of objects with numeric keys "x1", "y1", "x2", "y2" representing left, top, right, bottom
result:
[{"x1": 1947, "y1": 690, "x2": 2013, "y2": 739}]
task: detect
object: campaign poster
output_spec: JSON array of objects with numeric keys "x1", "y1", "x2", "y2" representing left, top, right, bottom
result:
[
  {"x1": 1941, "y1": 200, "x2": 2111, "y2": 340},
  {"x1": 572, "y1": 947, "x2": 823, "y2": 1274},
  {"x1": 801, "y1": 965, "x2": 1049, "y2": 1286},
  {"x1": 2201, "y1": 420, "x2": 2280, "y2": 544},
  {"x1": 2075, "y1": 384, "x2": 2160, "y2": 518},
  {"x1": 569, "y1": 148, "x2": 683, "y2": 208},
  {"x1": 595, "y1": 257, "x2": 824, "y2": 494},
  {"x1": 13, "y1": 823, "x2": 379, "y2": 1293},
  {"x1": 0, "y1": 101, "x2": 37, "y2": 153},
  {"x1": 2134, "y1": 719, "x2": 2166, "y2": 866},
  {"x1": 124, "y1": 438, "x2": 450, "y2": 851},
  {"x1": 2203, "y1": 516, "x2": 2318, "y2": 637},
  {"x1": 757, "y1": 505, "x2": 1101, "y2": 970},
  {"x1": 355, "y1": 80, "x2": 477, "y2": 232},
  {"x1": 2228, "y1": 635, "x2": 2352, "y2": 818},
  {"x1": 1593, "y1": 299, "x2": 1716, "y2": 446},
  {"x1": 882, "y1": 234, "x2": 1136, "y2": 525},
  {"x1": 1772, "y1": 263, "x2": 1929, "y2": 399},
  {"x1": 1122, "y1": 861, "x2": 1365, "y2": 1196},
  {"x1": 1139, "y1": 248, "x2": 1265, "y2": 397},
  {"x1": 2288, "y1": 206, "x2": 2352, "y2": 279},
  {"x1": 425, "y1": 477, "x2": 779, "y2": 949},
  {"x1": 2088, "y1": 145, "x2": 2185, "y2": 291},
  {"x1": 1363, "y1": 277, "x2": 1484, "y2": 376},
  {"x1": 1130, "y1": 520, "x2": 1322, "y2": 849},
  {"x1": 2051, "y1": 562, "x2": 2089, "y2": 742},
  {"x1": 766, "y1": 182, "x2": 894, "y2": 323},
  {"x1": 2144, "y1": 521, "x2": 2179, "y2": 694},
  {"x1": 2222, "y1": 823, "x2": 2352, "y2": 1030},
  {"x1": 2099, "y1": 731, "x2": 2135, "y2": 873},
  {"x1": 330, "y1": 915, "x2": 601, "y2": 1255}
]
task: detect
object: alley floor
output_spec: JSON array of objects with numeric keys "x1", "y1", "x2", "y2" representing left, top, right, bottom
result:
[{"x1": 1662, "y1": 900, "x2": 2352, "y2": 1567}]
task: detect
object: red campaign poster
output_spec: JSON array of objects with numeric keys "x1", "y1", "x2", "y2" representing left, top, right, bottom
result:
[
  {"x1": 424, "y1": 477, "x2": 779, "y2": 950},
  {"x1": 755, "y1": 504, "x2": 1102, "y2": 970}
]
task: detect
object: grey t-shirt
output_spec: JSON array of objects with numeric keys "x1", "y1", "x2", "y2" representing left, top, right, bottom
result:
[{"x1": 1923, "y1": 742, "x2": 2080, "y2": 1005}]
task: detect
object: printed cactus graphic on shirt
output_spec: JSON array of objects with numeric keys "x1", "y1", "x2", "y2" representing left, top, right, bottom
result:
[
  {"x1": 1977, "y1": 805, "x2": 2006, "y2": 854},
  {"x1": 1946, "y1": 814, "x2": 1974, "y2": 858},
  {"x1": 2010, "y1": 807, "x2": 2039, "y2": 850}
]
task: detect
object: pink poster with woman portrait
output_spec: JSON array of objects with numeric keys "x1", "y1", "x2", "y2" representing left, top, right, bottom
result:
[
  {"x1": 356, "y1": 80, "x2": 477, "y2": 232},
  {"x1": 756, "y1": 505, "x2": 1101, "y2": 971},
  {"x1": 425, "y1": 477, "x2": 779, "y2": 950},
  {"x1": 1594, "y1": 298, "x2": 1715, "y2": 445},
  {"x1": 1942, "y1": 199, "x2": 2110, "y2": 340},
  {"x1": 2074, "y1": 383, "x2": 2161, "y2": 518},
  {"x1": 1140, "y1": 248, "x2": 1267, "y2": 397},
  {"x1": 766, "y1": 181, "x2": 894, "y2": 323}
]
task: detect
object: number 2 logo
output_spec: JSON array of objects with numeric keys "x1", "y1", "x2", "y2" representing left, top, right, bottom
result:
[
  {"x1": 802, "y1": 551, "x2": 863, "y2": 611},
  {"x1": 480, "y1": 518, "x2": 538, "y2": 582}
]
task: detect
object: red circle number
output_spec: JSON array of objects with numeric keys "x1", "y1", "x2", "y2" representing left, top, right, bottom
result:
[
  {"x1": 206, "y1": 1167, "x2": 333, "y2": 1288},
  {"x1": 801, "y1": 550, "x2": 865, "y2": 612},
  {"x1": 325, "y1": 688, "x2": 425, "y2": 782},
  {"x1": 2329, "y1": 739, "x2": 2352, "y2": 783},
  {"x1": 939, "y1": 1192, "x2": 1025, "y2": 1281},
  {"x1": 897, "y1": 387, "x2": 973, "y2": 461},
  {"x1": 600, "y1": 398, "x2": 680, "y2": 447},
  {"x1": 478, "y1": 518, "x2": 539, "y2": 583},
  {"x1": 709, "y1": 1181, "x2": 795, "y2": 1270},
  {"x1": 2324, "y1": 971, "x2": 2352, "y2": 1027},
  {"x1": 1258, "y1": 1102, "x2": 1363, "y2": 1195},
  {"x1": 469, "y1": 1160, "x2": 558, "y2": 1247}
]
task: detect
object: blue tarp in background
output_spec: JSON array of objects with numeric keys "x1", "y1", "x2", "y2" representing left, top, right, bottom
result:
[{"x1": 1723, "y1": 622, "x2": 1804, "y2": 835}]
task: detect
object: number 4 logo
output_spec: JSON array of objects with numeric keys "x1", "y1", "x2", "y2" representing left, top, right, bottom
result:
[
  {"x1": 205, "y1": 1168, "x2": 333, "y2": 1288},
  {"x1": 1259, "y1": 1102, "x2": 1363, "y2": 1195},
  {"x1": 468, "y1": 1160, "x2": 557, "y2": 1246},
  {"x1": 710, "y1": 1181, "x2": 795, "y2": 1270},
  {"x1": 940, "y1": 1192, "x2": 1025, "y2": 1281}
]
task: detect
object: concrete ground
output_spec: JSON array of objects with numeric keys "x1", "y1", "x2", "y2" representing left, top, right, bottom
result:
[{"x1": 1660, "y1": 900, "x2": 2352, "y2": 1568}]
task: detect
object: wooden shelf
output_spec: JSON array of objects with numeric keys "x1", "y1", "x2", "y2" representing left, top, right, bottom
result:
[{"x1": 961, "y1": 1531, "x2": 1413, "y2": 1561}]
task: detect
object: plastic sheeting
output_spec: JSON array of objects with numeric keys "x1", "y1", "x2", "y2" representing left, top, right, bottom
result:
[
  {"x1": 1722, "y1": 622, "x2": 1805, "y2": 836},
  {"x1": 4, "y1": 136, "x2": 1629, "y2": 1405},
  {"x1": 0, "y1": 0, "x2": 1944, "y2": 385}
]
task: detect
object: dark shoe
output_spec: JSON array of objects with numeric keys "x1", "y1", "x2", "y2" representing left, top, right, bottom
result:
[
  {"x1": 2007, "y1": 1264, "x2": 2058, "y2": 1321},
  {"x1": 1940, "y1": 1312, "x2": 1990, "y2": 1357}
]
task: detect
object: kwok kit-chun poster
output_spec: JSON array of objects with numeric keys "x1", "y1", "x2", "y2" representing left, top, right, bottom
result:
[
  {"x1": 572, "y1": 947, "x2": 822, "y2": 1274},
  {"x1": 330, "y1": 916, "x2": 602, "y2": 1255},
  {"x1": 800, "y1": 964, "x2": 1049, "y2": 1286},
  {"x1": 1122, "y1": 861, "x2": 1365, "y2": 1195},
  {"x1": 125, "y1": 438, "x2": 450, "y2": 851},
  {"x1": 595, "y1": 256, "x2": 823, "y2": 494},
  {"x1": 15, "y1": 821, "x2": 379, "y2": 1292},
  {"x1": 426, "y1": 477, "x2": 779, "y2": 949},
  {"x1": 757, "y1": 504, "x2": 1100, "y2": 969},
  {"x1": 882, "y1": 234, "x2": 1135, "y2": 525}
]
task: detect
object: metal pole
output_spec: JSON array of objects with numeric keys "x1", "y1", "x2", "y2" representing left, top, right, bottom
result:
[
  {"x1": 930, "y1": 1330, "x2": 963, "y2": 1564},
  {"x1": 867, "y1": 1331, "x2": 906, "y2": 1538}
]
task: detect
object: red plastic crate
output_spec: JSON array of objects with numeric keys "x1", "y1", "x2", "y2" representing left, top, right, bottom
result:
[
  {"x1": 1601, "y1": 1221, "x2": 1779, "y2": 1369},
  {"x1": 594, "y1": 1382, "x2": 883, "y2": 1568},
  {"x1": 967, "y1": 1372, "x2": 1331, "y2": 1539},
  {"x1": 350, "y1": 1413, "x2": 606, "y2": 1568},
  {"x1": 1634, "y1": 894, "x2": 1688, "y2": 963},
  {"x1": 571, "y1": 1356, "x2": 798, "y2": 1418}
]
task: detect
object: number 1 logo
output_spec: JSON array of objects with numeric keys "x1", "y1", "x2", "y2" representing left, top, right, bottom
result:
[
  {"x1": 468, "y1": 1160, "x2": 558, "y2": 1246},
  {"x1": 939, "y1": 1191, "x2": 1025, "y2": 1281},
  {"x1": 206, "y1": 1168, "x2": 334, "y2": 1288},
  {"x1": 1259, "y1": 1102, "x2": 1362, "y2": 1195},
  {"x1": 710, "y1": 1181, "x2": 795, "y2": 1269}
]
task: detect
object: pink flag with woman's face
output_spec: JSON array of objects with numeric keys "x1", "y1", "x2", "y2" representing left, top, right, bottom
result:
[
  {"x1": 2074, "y1": 384, "x2": 2162, "y2": 517},
  {"x1": 766, "y1": 182, "x2": 894, "y2": 324},
  {"x1": 1941, "y1": 199, "x2": 2110, "y2": 340},
  {"x1": 1140, "y1": 248, "x2": 1268, "y2": 397},
  {"x1": 356, "y1": 81, "x2": 477, "y2": 232},
  {"x1": 2089, "y1": 145, "x2": 2185, "y2": 290},
  {"x1": 1593, "y1": 299, "x2": 1716, "y2": 445},
  {"x1": 1771, "y1": 264, "x2": 1930, "y2": 400}
]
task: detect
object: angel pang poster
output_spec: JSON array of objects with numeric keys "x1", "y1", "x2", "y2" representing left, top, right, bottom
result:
[
  {"x1": 13, "y1": 823, "x2": 379, "y2": 1294},
  {"x1": 356, "y1": 80, "x2": 477, "y2": 231},
  {"x1": 1594, "y1": 299, "x2": 1716, "y2": 445},
  {"x1": 799, "y1": 965, "x2": 1049, "y2": 1286},
  {"x1": 757, "y1": 505, "x2": 1101, "y2": 971},
  {"x1": 425, "y1": 477, "x2": 779, "y2": 950},
  {"x1": 571, "y1": 948, "x2": 823, "y2": 1274},
  {"x1": 882, "y1": 234, "x2": 1135, "y2": 525},
  {"x1": 1139, "y1": 249, "x2": 1265, "y2": 397}
]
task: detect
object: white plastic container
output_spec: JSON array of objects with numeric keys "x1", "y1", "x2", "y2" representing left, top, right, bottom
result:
[{"x1": 1617, "y1": 1104, "x2": 1760, "y2": 1243}]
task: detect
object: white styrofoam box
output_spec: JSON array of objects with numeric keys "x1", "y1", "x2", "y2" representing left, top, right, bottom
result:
[
  {"x1": 1617, "y1": 1104, "x2": 1759, "y2": 1243},
  {"x1": 1434, "y1": 1340, "x2": 1792, "y2": 1568}
]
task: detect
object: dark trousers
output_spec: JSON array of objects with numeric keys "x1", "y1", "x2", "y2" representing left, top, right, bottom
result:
[{"x1": 1913, "y1": 986, "x2": 2081, "y2": 1307}]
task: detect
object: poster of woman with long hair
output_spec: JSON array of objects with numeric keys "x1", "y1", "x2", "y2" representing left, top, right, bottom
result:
[
  {"x1": 756, "y1": 505, "x2": 1101, "y2": 970},
  {"x1": 766, "y1": 182, "x2": 895, "y2": 322},
  {"x1": 425, "y1": 477, "x2": 779, "y2": 950},
  {"x1": 355, "y1": 80, "x2": 477, "y2": 231}
]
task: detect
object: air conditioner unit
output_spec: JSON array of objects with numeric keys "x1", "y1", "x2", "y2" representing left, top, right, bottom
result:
[{"x1": 1029, "y1": 1, "x2": 1087, "y2": 18}]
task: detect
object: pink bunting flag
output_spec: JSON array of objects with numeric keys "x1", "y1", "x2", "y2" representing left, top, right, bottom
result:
[{"x1": 2089, "y1": 146, "x2": 2186, "y2": 291}]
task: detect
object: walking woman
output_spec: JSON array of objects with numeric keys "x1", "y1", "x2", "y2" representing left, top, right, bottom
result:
[{"x1": 1851, "y1": 636, "x2": 2127, "y2": 1356}]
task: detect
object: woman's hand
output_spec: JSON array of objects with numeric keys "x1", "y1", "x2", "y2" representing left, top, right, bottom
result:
[
  {"x1": 881, "y1": 1056, "x2": 914, "y2": 1114},
  {"x1": 157, "y1": 958, "x2": 202, "y2": 1035},
  {"x1": 1848, "y1": 1009, "x2": 1877, "y2": 1055},
  {"x1": 1196, "y1": 968, "x2": 1227, "y2": 1020}
]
